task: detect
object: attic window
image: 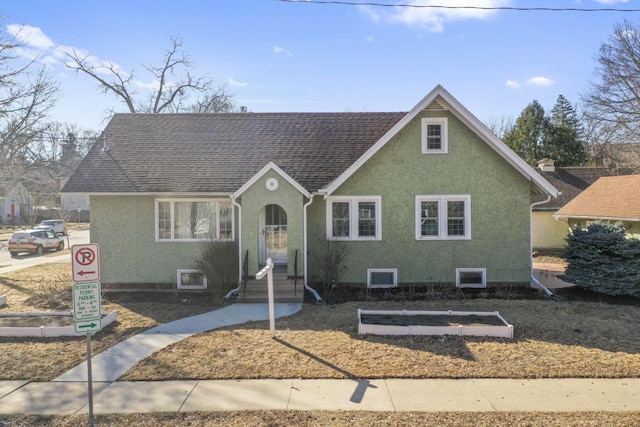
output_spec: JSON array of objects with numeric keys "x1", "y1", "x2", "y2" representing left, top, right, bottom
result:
[
  {"x1": 177, "y1": 270, "x2": 207, "y2": 289},
  {"x1": 421, "y1": 118, "x2": 448, "y2": 154},
  {"x1": 456, "y1": 268, "x2": 486, "y2": 288},
  {"x1": 367, "y1": 268, "x2": 397, "y2": 288}
]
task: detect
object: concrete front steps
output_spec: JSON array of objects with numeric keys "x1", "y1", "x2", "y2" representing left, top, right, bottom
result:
[{"x1": 236, "y1": 277, "x2": 304, "y2": 303}]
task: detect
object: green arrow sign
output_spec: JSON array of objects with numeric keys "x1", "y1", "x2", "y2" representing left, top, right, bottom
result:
[{"x1": 75, "y1": 319, "x2": 102, "y2": 334}]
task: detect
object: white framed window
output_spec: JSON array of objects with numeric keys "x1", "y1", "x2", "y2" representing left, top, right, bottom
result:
[
  {"x1": 415, "y1": 195, "x2": 471, "y2": 240},
  {"x1": 326, "y1": 196, "x2": 382, "y2": 240},
  {"x1": 177, "y1": 269, "x2": 207, "y2": 289},
  {"x1": 367, "y1": 268, "x2": 397, "y2": 288},
  {"x1": 421, "y1": 117, "x2": 448, "y2": 154},
  {"x1": 156, "y1": 198, "x2": 234, "y2": 242},
  {"x1": 456, "y1": 268, "x2": 486, "y2": 288}
]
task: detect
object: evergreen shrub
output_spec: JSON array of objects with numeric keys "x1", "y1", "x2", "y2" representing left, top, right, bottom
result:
[{"x1": 560, "y1": 222, "x2": 640, "y2": 297}]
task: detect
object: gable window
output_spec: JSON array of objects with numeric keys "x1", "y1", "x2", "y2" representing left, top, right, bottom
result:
[
  {"x1": 421, "y1": 117, "x2": 448, "y2": 154},
  {"x1": 156, "y1": 198, "x2": 234, "y2": 242},
  {"x1": 415, "y1": 195, "x2": 471, "y2": 240},
  {"x1": 327, "y1": 196, "x2": 381, "y2": 240}
]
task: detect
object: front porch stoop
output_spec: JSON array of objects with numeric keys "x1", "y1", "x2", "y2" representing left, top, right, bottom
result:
[{"x1": 236, "y1": 277, "x2": 304, "y2": 303}]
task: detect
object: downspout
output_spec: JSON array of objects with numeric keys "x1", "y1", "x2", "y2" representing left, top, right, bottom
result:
[
  {"x1": 225, "y1": 195, "x2": 243, "y2": 299},
  {"x1": 530, "y1": 194, "x2": 556, "y2": 299},
  {"x1": 303, "y1": 195, "x2": 323, "y2": 303}
]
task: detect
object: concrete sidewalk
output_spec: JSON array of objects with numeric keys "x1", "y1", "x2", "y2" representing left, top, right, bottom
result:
[{"x1": 0, "y1": 378, "x2": 638, "y2": 415}]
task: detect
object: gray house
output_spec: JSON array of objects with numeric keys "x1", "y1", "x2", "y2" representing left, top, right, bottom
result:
[{"x1": 62, "y1": 85, "x2": 557, "y2": 297}]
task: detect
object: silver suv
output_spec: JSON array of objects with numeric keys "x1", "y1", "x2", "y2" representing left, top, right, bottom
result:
[
  {"x1": 34, "y1": 219, "x2": 67, "y2": 235},
  {"x1": 8, "y1": 229, "x2": 65, "y2": 257}
]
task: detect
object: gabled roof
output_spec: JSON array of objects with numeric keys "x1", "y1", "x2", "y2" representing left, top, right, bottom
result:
[
  {"x1": 62, "y1": 111, "x2": 405, "y2": 194},
  {"x1": 232, "y1": 162, "x2": 310, "y2": 199},
  {"x1": 555, "y1": 174, "x2": 640, "y2": 221},
  {"x1": 323, "y1": 85, "x2": 557, "y2": 197},
  {"x1": 532, "y1": 167, "x2": 615, "y2": 210}
]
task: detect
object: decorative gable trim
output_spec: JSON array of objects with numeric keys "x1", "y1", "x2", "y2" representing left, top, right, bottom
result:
[
  {"x1": 232, "y1": 162, "x2": 311, "y2": 199},
  {"x1": 322, "y1": 85, "x2": 558, "y2": 198}
]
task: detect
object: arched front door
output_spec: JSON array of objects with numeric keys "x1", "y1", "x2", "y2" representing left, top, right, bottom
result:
[{"x1": 259, "y1": 204, "x2": 288, "y2": 265}]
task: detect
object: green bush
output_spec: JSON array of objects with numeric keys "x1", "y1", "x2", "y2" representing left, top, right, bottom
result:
[{"x1": 560, "y1": 222, "x2": 640, "y2": 297}]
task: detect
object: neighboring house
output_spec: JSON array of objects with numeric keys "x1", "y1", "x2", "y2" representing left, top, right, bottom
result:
[
  {"x1": 0, "y1": 182, "x2": 31, "y2": 223},
  {"x1": 59, "y1": 176, "x2": 90, "y2": 222},
  {"x1": 62, "y1": 85, "x2": 557, "y2": 292},
  {"x1": 554, "y1": 174, "x2": 640, "y2": 238},
  {"x1": 532, "y1": 159, "x2": 615, "y2": 250}
]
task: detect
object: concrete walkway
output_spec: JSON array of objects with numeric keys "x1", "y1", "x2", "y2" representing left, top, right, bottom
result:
[
  {"x1": 55, "y1": 303, "x2": 302, "y2": 382},
  {"x1": 0, "y1": 378, "x2": 638, "y2": 415}
]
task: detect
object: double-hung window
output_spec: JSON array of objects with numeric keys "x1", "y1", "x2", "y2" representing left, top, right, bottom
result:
[
  {"x1": 327, "y1": 196, "x2": 381, "y2": 240},
  {"x1": 156, "y1": 198, "x2": 234, "y2": 242},
  {"x1": 415, "y1": 195, "x2": 470, "y2": 240},
  {"x1": 421, "y1": 117, "x2": 448, "y2": 154}
]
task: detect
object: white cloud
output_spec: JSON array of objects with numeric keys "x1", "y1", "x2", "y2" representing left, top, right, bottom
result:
[
  {"x1": 273, "y1": 46, "x2": 292, "y2": 56},
  {"x1": 365, "y1": 35, "x2": 375, "y2": 43},
  {"x1": 7, "y1": 24, "x2": 54, "y2": 49},
  {"x1": 592, "y1": 0, "x2": 629, "y2": 4},
  {"x1": 228, "y1": 77, "x2": 247, "y2": 87},
  {"x1": 505, "y1": 80, "x2": 520, "y2": 89},
  {"x1": 372, "y1": 0, "x2": 512, "y2": 33},
  {"x1": 527, "y1": 76, "x2": 555, "y2": 87}
]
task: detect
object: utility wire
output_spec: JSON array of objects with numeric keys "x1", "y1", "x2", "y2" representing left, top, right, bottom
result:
[{"x1": 279, "y1": 0, "x2": 640, "y2": 13}]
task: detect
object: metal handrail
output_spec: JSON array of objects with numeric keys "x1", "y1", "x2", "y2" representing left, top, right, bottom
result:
[
  {"x1": 242, "y1": 249, "x2": 249, "y2": 297},
  {"x1": 294, "y1": 249, "x2": 298, "y2": 296}
]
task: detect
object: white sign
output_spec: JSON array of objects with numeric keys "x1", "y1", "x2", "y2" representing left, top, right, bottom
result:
[
  {"x1": 74, "y1": 319, "x2": 102, "y2": 334},
  {"x1": 72, "y1": 244, "x2": 100, "y2": 282},
  {"x1": 73, "y1": 281, "x2": 102, "y2": 321}
]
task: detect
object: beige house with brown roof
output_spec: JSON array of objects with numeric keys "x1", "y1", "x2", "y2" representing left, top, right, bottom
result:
[{"x1": 554, "y1": 174, "x2": 640, "y2": 238}]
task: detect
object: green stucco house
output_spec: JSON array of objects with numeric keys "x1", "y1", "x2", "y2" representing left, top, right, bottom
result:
[{"x1": 62, "y1": 85, "x2": 557, "y2": 296}]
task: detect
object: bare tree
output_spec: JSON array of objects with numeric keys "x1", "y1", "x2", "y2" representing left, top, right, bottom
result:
[
  {"x1": 484, "y1": 115, "x2": 514, "y2": 139},
  {"x1": 66, "y1": 36, "x2": 234, "y2": 114},
  {"x1": 583, "y1": 19, "x2": 640, "y2": 144}
]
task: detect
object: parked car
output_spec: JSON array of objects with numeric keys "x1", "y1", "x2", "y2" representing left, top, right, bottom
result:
[
  {"x1": 34, "y1": 219, "x2": 67, "y2": 235},
  {"x1": 8, "y1": 229, "x2": 65, "y2": 257}
]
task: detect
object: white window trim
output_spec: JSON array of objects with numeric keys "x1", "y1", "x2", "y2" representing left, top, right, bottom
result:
[
  {"x1": 421, "y1": 117, "x2": 448, "y2": 154},
  {"x1": 155, "y1": 198, "x2": 234, "y2": 242},
  {"x1": 367, "y1": 268, "x2": 398, "y2": 288},
  {"x1": 456, "y1": 268, "x2": 486, "y2": 289},
  {"x1": 177, "y1": 269, "x2": 208, "y2": 289},
  {"x1": 326, "y1": 196, "x2": 382, "y2": 241},
  {"x1": 415, "y1": 195, "x2": 471, "y2": 240}
]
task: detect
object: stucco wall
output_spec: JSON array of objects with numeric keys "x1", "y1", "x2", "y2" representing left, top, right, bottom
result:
[
  {"x1": 307, "y1": 110, "x2": 533, "y2": 285},
  {"x1": 533, "y1": 211, "x2": 569, "y2": 250},
  {"x1": 92, "y1": 195, "x2": 228, "y2": 285},
  {"x1": 237, "y1": 169, "x2": 306, "y2": 277}
]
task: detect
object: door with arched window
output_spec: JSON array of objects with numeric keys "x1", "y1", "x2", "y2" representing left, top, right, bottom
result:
[{"x1": 259, "y1": 204, "x2": 288, "y2": 265}]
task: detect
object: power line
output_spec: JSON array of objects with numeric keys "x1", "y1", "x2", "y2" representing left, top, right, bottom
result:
[{"x1": 279, "y1": 0, "x2": 640, "y2": 13}]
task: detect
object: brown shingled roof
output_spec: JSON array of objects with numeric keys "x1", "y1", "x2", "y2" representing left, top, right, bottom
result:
[
  {"x1": 555, "y1": 174, "x2": 640, "y2": 221},
  {"x1": 61, "y1": 112, "x2": 406, "y2": 194},
  {"x1": 531, "y1": 167, "x2": 615, "y2": 210}
]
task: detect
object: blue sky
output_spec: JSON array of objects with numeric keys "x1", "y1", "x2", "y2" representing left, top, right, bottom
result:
[{"x1": 2, "y1": 0, "x2": 638, "y2": 131}]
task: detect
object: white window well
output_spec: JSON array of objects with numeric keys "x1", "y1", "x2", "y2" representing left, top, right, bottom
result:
[
  {"x1": 456, "y1": 268, "x2": 486, "y2": 288},
  {"x1": 421, "y1": 117, "x2": 448, "y2": 154},
  {"x1": 177, "y1": 269, "x2": 207, "y2": 289},
  {"x1": 367, "y1": 268, "x2": 397, "y2": 288},
  {"x1": 326, "y1": 196, "x2": 381, "y2": 240}
]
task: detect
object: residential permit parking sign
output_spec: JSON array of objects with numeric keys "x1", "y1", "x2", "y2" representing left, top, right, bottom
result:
[{"x1": 73, "y1": 281, "x2": 102, "y2": 333}]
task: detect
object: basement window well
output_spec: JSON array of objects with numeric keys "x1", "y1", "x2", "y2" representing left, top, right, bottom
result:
[
  {"x1": 367, "y1": 268, "x2": 397, "y2": 288},
  {"x1": 456, "y1": 268, "x2": 486, "y2": 288},
  {"x1": 177, "y1": 270, "x2": 207, "y2": 289}
]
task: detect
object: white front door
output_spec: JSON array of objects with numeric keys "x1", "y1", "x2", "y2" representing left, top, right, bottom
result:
[{"x1": 259, "y1": 204, "x2": 288, "y2": 265}]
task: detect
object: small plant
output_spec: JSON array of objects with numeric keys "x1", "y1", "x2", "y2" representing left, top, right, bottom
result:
[
  {"x1": 560, "y1": 221, "x2": 640, "y2": 297},
  {"x1": 193, "y1": 240, "x2": 238, "y2": 301},
  {"x1": 312, "y1": 234, "x2": 351, "y2": 294}
]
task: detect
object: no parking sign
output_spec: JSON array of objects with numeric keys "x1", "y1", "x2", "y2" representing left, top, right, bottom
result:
[{"x1": 72, "y1": 244, "x2": 100, "y2": 282}]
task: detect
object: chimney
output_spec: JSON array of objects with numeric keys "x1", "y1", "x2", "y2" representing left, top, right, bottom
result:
[
  {"x1": 537, "y1": 158, "x2": 555, "y2": 172},
  {"x1": 240, "y1": 106, "x2": 248, "y2": 113}
]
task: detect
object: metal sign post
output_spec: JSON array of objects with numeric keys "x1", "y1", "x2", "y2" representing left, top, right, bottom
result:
[
  {"x1": 256, "y1": 257, "x2": 276, "y2": 338},
  {"x1": 72, "y1": 244, "x2": 101, "y2": 427}
]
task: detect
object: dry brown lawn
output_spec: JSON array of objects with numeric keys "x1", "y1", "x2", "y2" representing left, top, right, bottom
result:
[{"x1": 0, "y1": 263, "x2": 219, "y2": 381}]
